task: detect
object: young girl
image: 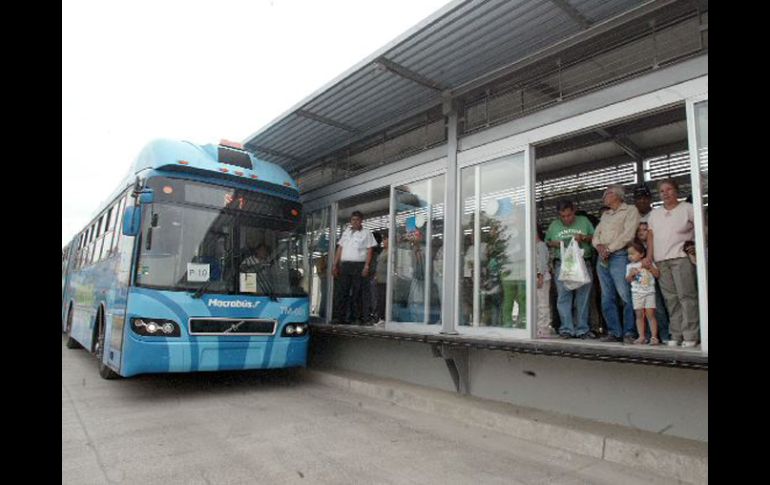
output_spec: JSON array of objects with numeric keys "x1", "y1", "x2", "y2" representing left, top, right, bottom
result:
[
  {"x1": 535, "y1": 226, "x2": 556, "y2": 338},
  {"x1": 625, "y1": 240, "x2": 661, "y2": 345}
]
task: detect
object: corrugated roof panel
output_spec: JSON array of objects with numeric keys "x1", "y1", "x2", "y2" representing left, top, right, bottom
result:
[
  {"x1": 338, "y1": 88, "x2": 438, "y2": 133},
  {"x1": 421, "y1": 13, "x2": 580, "y2": 88},
  {"x1": 572, "y1": 0, "x2": 638, "y2": 23},
  {"x1": 284, "y1": 85, "x2": 434, "y2": 158},
  {"x1": 302, "y1": 65, "x2": 386, "y2": 116},
  {"x1": 388, "y1": 0, "x2": 523, "y2": 63},
  {"x1": 265, "y1": 117, "x2": 339, "y2": 155},
  {"x1": 294, "y1": 126, "x2": 354, "y2": 160},
  {"x1": 382, "y1": 0, "x2": 496, "y2": 61},
  {"x1": 314, "y1": 74, "x2": 431, "y2": 128},
  {"x1": 254, "y1": 116, "x2": 315, "y2": 152},
  {"x1": 393, "y1": 0, "x2": 558, "y2": 70},
  {"x1": 407, "y1": 17, "x2": 572, "y2": 88},
  {"x1": 244, "y1": 0, "x2": 690, "y2": 175}
]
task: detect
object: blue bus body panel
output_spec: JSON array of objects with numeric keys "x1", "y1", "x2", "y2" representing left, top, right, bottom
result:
[
  {"x1": 133, "y1": 139, "x2": 299, "y2": 194},
  {"x1": 62, "y1": 138, "x2": 308, "y2": 379},
  {"x1": 121, "y1": 289, "x2": 309, "y2": 377}
]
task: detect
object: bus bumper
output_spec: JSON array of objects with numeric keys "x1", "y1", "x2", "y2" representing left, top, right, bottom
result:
[{"x1": 120, "y1": 335, "x2": 309, "y2": 377}]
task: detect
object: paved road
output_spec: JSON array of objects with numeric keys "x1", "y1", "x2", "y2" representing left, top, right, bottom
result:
[{"x1": 63, "y1": 336, "x2": 683, "y2": 484}]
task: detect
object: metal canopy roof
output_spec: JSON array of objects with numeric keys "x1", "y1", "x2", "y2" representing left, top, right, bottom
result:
[{"x1": 243, "y1": 0, "x2": 681, "y2": 175}]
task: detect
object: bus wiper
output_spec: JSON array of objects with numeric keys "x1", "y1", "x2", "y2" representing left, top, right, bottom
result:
[
  {"x1": 191, "y1": 279, "x2": 214, "y2": 299},
  {"x1": 255, "y1": 268, "x2": 278, "y2": 302}
]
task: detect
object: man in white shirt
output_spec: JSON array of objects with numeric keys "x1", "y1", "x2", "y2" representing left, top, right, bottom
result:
[{"x1": 333, "y1": 211, "x2": 378, "y2": 324}]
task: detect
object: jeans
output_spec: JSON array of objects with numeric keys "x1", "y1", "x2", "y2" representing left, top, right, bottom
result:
[
  {"x1": 596, "y1": 251, "x2": 636, "y2": 338},
  {"x1": 553, "y1": 261, "x2": 592, "y2": 336}
]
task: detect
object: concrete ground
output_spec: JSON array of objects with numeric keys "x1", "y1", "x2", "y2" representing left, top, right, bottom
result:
[{"x1": 63, "y1": 336, "x2": 688, "y2": 484}]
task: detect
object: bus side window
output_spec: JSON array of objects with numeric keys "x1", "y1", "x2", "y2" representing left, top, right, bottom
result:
[
  {"x1": 103, "y1": 207, "x2": 114, "y2": 258},
  {"x1": 112, "y1": 195, "x2": 126, "y2": 253},
  {"x1": 83, "y1": 227, "x2": 92, "y2": 267},
  {"x1": 92, "y1": 216, "x2": 104, "y2": 264}
]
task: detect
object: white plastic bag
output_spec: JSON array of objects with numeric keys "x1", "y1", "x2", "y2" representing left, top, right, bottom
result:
[{"x1": 559, "y1": 237, "x2": 590, "y2": 290}]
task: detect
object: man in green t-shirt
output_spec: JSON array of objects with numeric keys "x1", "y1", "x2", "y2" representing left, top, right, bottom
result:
[{"x1": 544, "y1": 200, "x2": 595, "y2": 339}]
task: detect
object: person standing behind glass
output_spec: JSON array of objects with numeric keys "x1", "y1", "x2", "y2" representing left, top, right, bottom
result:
[
  {"x1": 644, "y1": 179, "x2": 700, "y2": 348},
  {"x1": 633, "y1": 183, "x2": 654, "y2": 223},
  {"x1": 636, "y1": 221, "x2": 670, "y2": 341},
  {"x1": 374, "y1": 235, "x2": 388, "y2": 324},
  {"x1": 362, "y1": 231, "x2": 383, "y2": 324},
  {"x1": 545, "y1": 200, "x2": 596, "y2": 339},
  {"x1": 333, "y1": 211, "x2": 377, "y2": 325},
  {"x1": 535, "y1": 225, "x2": 556, "y2": 338},
  {"x1": 592, "y1": 184, "x2": 640, "y2": 343},
  {"x1": 576, "y1": 209, "x2": 604, "y2": 337}
]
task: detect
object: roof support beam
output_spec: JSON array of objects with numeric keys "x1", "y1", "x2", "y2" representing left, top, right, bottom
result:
[
  {"x1": 295, "y1": 110, "x2": 360, "y2": 134},
  {"x1": 548, "y1": 0, "x2": 593, "y2": 29},
  {"x1": 594, "y1": 128, "x2": 644, "y2": 161},
  {"x1": 289, "y1": 99, "x2": 444, "y2": 175},
  {"x1": 373, "y1": 57, "x2": 448, "y2": 92}
]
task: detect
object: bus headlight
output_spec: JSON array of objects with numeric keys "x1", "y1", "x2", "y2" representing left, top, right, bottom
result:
[
  {"x1": 281, "y1": 323, "x2": 309, "y2": 337},
  {"x1": 131, "y1": 318, "x2": 181, "y2": 337}
]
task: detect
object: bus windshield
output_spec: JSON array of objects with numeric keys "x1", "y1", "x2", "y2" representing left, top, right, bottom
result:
[{"x1": 135, "y1": 202, "x2": 306, "y2": 297}]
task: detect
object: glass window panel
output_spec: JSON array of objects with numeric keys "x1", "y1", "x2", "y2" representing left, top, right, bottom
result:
[
  {"x1": 334, "y1": 188, "x2": 390, "y2": 324},
  {"x1": 391, "y1": 174, "x2": 445, "y2": 324},
  {"x1": 428, "y1": 175, "x2": 445, "y2": 325},
  {"x1": 112, "y1": 196, "x2": 126, "y2": 252},
  {"x1": 460, "y1": 153, "x2": 527, "y2": 328},
  {"x1": 308, "y1": 208, "x2": 331, "y2": 320},
  {"x1": 460, "y1": 167, "x2": 476, "y2": 326},
  {"x1": 695, "y1": 100, "x2": 708, "y2": 260}
]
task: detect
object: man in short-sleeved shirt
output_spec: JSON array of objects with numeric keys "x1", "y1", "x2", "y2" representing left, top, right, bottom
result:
[
  {"x1": 333, "y1": 211, "x2": 377, "y2": 324},
  {"x1": 545, "y1": 213, "x2": 595, "y2": 261},
  {"x1": 545, "y1": 200, "x2": 595, "y2": 339},
  {"x1": 592, "y1": 184, "x2": 640, "y2": 343}
]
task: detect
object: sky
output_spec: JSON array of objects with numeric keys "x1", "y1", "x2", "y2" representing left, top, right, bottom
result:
[{"x1": 62, "y1": 0, "x2": 452, "y2": 247}]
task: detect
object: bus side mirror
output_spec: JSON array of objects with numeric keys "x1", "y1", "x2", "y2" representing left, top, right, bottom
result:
[
  {"x1": 138, "y1": 189, "x2": 154, "y2": 204},
  {"x1": 122, "y1": 206, "x2": 141, "y2": 236}
]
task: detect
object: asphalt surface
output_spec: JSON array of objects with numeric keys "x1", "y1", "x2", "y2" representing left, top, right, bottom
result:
[{"x1": 62, "y1": 336, "x2": 684, "y2": 484}]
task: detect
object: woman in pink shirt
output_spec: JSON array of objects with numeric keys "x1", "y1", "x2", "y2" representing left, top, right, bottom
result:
[{"x1": 644, "y1": 179, "x2": 700, "y2": 348}]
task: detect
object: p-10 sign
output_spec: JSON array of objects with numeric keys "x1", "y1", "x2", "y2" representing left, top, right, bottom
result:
[{"x1": 187, "y1": 263, "x2": 210, "y2": 282}]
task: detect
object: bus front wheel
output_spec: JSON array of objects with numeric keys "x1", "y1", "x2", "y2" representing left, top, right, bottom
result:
[
  {"x1": 94, "y1": 312, "x2": 120, "y2": 380},
  {"x1": 65, "y1": 306, "x2": 83, "y2": 349}
]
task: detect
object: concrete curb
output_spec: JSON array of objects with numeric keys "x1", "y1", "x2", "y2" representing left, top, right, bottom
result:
[{"x1": 301, "y1": 368, "x2": 707, "y2": 484}]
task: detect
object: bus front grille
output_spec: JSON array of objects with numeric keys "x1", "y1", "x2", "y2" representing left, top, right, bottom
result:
[{"x1": 189, "y1": 318, "x2": 276, "y2": 336}]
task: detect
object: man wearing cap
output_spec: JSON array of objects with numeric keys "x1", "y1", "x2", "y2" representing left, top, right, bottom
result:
[{"x1": 633, "y1": 184, "x2": 654, "y2": 223}]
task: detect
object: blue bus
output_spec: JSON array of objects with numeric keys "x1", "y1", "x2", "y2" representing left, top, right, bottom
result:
[{"x1": 61, "y1": 139, "x2": 310, "y2": 379}]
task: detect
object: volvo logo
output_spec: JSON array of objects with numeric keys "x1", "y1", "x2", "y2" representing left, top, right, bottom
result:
[{"x1": 223, "y1": 320, "x2": 246, "y2": 333}]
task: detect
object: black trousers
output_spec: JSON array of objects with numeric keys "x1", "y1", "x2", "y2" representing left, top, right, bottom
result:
[{"x1": 334, "y1": 262, "x2": 367, "y2": 323}]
